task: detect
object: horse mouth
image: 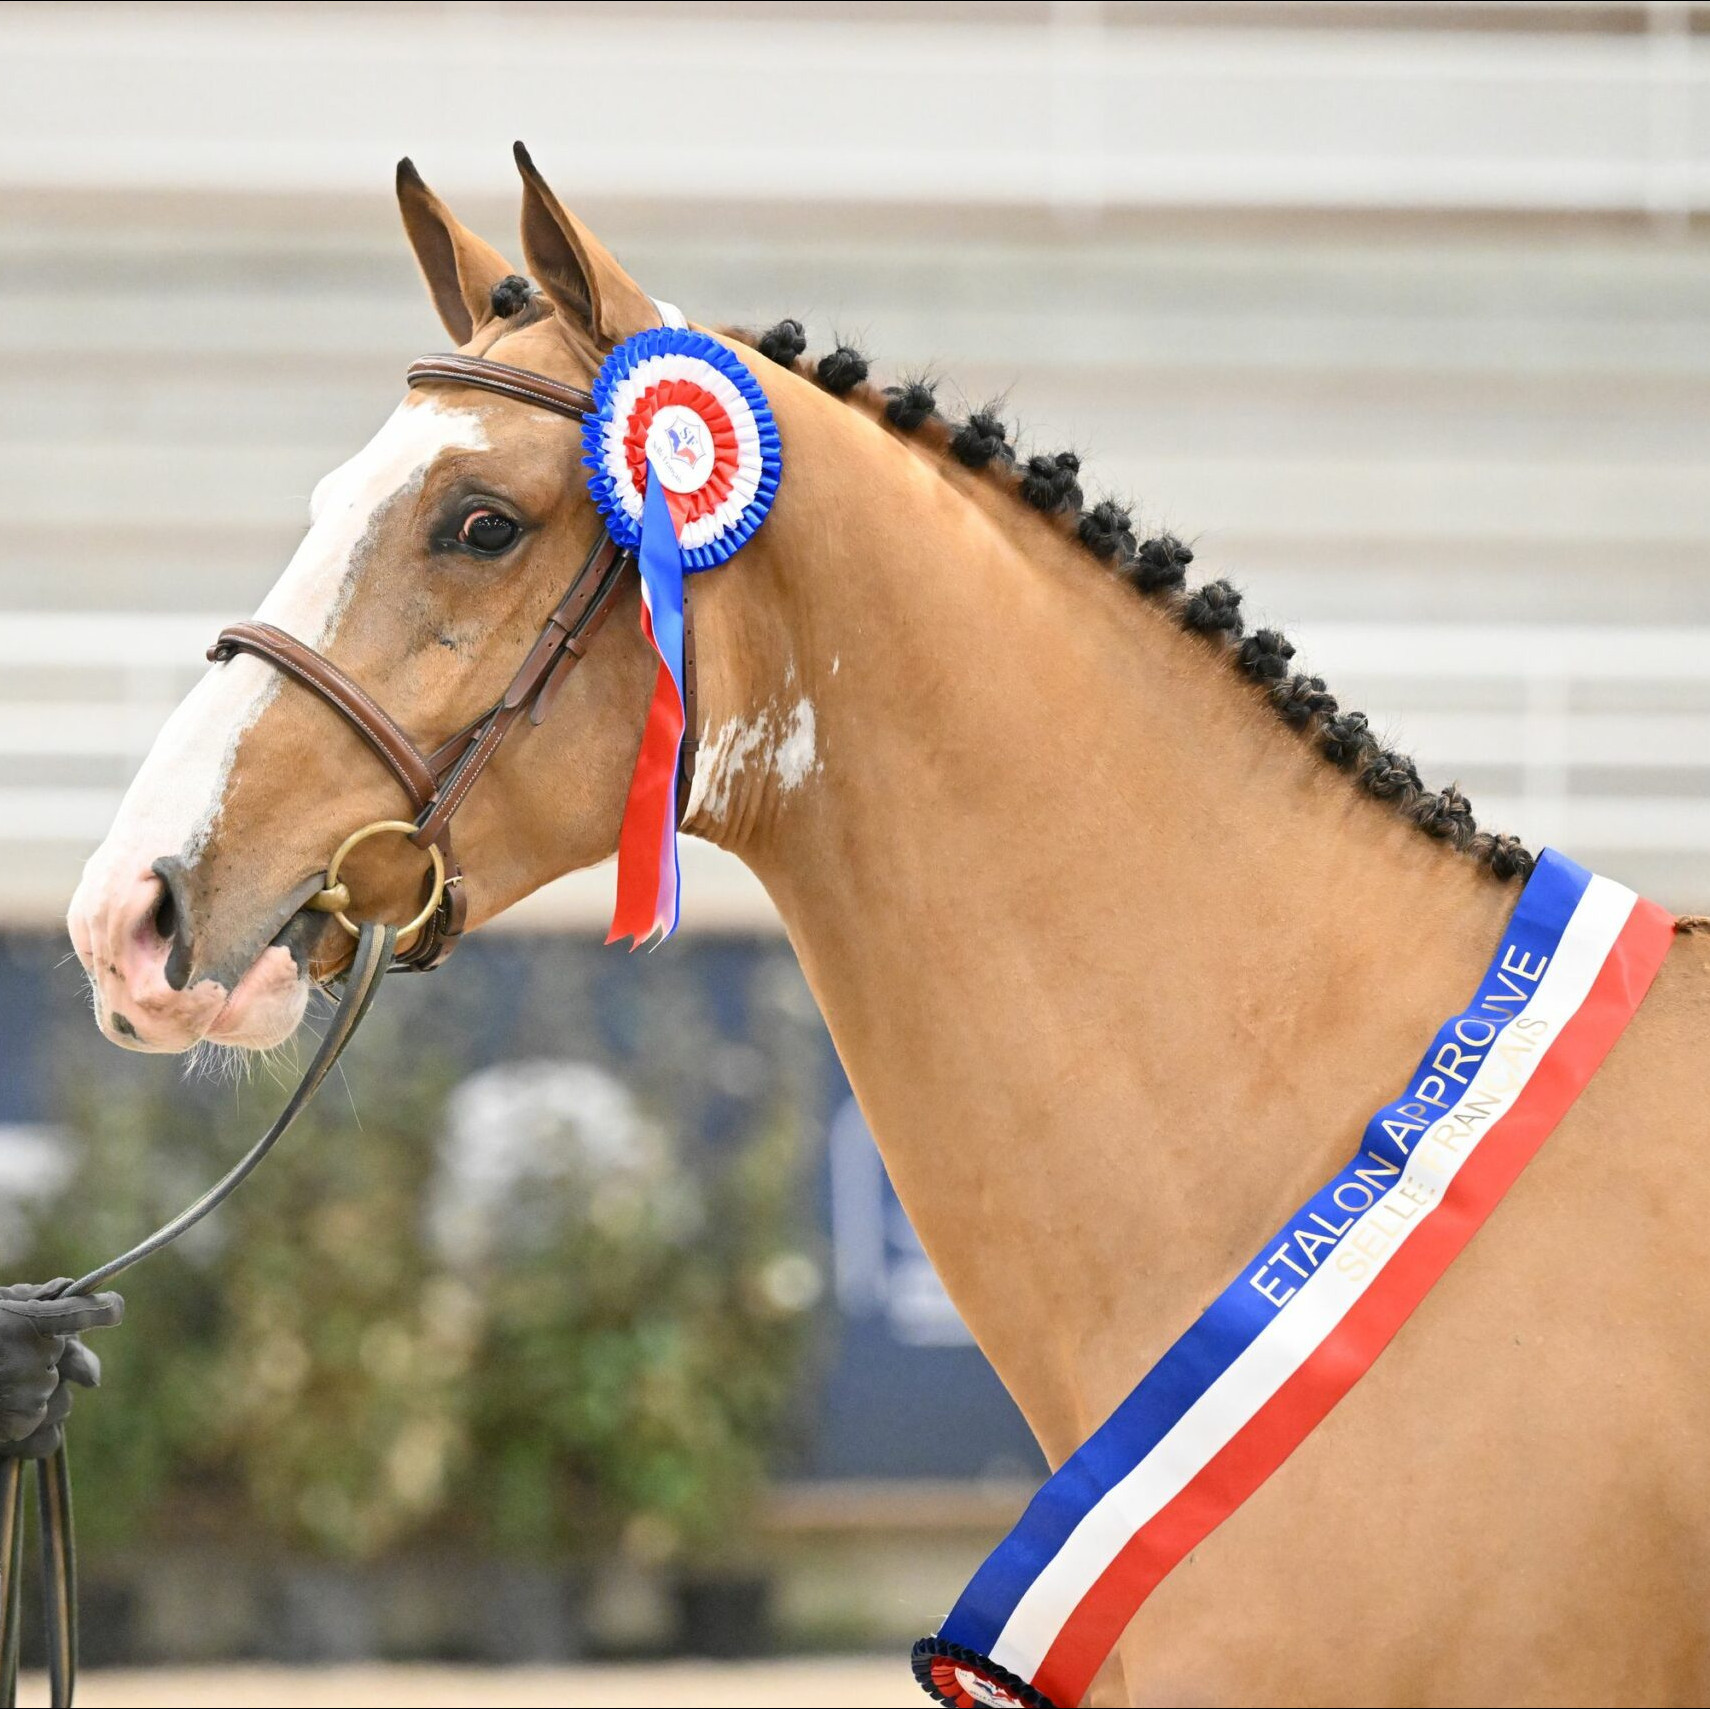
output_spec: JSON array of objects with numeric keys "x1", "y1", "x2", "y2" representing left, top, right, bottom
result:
[{"x1": 273, "y1": 905, "x2": 354, "y2": 988}]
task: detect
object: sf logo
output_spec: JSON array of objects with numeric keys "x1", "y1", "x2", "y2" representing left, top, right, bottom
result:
[{"x1": 646, "y1": 404, "x2": 715, "y2": 495}]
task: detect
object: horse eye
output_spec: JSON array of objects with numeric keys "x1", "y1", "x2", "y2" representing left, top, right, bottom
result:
[{"x1": 458, "y1": 509, "x2": 519, "y2": 554}]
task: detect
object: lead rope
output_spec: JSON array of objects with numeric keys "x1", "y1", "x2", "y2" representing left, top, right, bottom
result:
[{"x1": 0, "y1": 921, "x2": 398, "y2": 1708}]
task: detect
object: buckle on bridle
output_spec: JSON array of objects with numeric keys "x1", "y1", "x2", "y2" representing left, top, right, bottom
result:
[{"x1": 307, "y1": 819, "x2": 447, "y2": 949}]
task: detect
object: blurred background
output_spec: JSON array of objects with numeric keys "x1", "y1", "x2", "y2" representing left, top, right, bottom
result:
[{"x1": 1, "y1": 1, "x2": 1708, "y2": 1702}]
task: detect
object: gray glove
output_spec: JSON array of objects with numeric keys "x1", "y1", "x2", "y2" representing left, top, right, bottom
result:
[{"x1": 0, "y1": 1283, "x2": 124, "y2": 1460}]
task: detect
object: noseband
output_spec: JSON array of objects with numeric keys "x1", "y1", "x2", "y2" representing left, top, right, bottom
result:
[{"x1": 208, "y1": 353, "x2": 700, "y2": 971}]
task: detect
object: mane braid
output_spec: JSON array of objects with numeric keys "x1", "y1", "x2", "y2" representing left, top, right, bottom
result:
[
  {"x1": 885, "y1": 377, "x2": 939, "y2": 431},
  {"x1": 734, "y1": 319, "x2": 1535, "y2": 885}
]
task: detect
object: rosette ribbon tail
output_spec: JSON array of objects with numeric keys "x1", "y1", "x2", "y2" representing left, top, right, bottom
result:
[{"x1": 608, "y1": 468, "x2": 688, "y2": 947}]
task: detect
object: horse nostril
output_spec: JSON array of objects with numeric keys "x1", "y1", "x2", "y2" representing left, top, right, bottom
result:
[
  {"x1": 150, "y1": 857, "x2": 197, "y2": 991},
  {"x1": 153, "y1": 883, "x2": 177, "y2": 945}
]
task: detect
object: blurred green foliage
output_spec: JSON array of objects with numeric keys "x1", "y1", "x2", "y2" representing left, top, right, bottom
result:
[{"x1": 15, "y1": 939, "x2": 826, "y2": 1569}]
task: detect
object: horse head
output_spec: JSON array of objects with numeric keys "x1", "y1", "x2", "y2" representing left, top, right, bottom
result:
[{"x1": 68, "y1": 148, "x2": 684, "y2": 1052}]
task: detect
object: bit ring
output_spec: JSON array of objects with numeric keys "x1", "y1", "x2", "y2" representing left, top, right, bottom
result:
[{"x1": 307, "y1": 819, "x2": 446, "y2": 944}]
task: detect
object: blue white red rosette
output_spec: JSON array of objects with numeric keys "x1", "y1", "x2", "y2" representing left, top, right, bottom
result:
[
  {"x1": 912, "y1": 1638, "x2": 1052, "y2": 1709},
  {"x1": 581, "y1": 327, "x2": 781, "y2": 946}
]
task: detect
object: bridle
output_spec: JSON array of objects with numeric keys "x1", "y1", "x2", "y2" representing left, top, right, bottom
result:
[
  {"x1": 0, "y1": 349, "x2": 707, "y2": 1708},
  {"x1": 209, "y1": 351, "x2": 701, "y2": 971}
]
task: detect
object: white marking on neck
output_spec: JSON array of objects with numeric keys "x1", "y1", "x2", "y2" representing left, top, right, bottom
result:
[
  {"x1": 774, "y1": 698, "x2": 818, "y2": 791},
  {"x1": 75, "y1": 399, "x2": 489, "y2": 900},
  {"x1": 683, "y1": 696, "x2": 820, "y2": 828}
]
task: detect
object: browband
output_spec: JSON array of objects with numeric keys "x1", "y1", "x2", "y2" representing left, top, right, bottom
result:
[{"x1": 405, "y1": 354, "x2": 594, "y2": 421}]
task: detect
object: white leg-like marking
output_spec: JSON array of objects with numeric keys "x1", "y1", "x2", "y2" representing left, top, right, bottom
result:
[{"x1": 73, "y1": 398, "x2": 489, "y2": 913}]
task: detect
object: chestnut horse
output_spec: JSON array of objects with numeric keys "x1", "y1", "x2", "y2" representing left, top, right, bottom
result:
[{"x1": 68, "y1": 150, "x2": 1710, "y2": 1706}]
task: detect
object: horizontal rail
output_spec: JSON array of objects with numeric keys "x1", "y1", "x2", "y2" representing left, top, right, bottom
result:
[
  {"x1": 8, "y1": 787, "x2": 1710, "y2": 855},
  {"x1": 12, "y1": 615, "x2": 1710, "y2": 678},
  {"x1": 0, "y1": 614, "x2": 228, "y2": 667},
  {"x1": 3, "y1": 9, "x2": 1707, "y2": 216},
  {"x1": 4, "y1": 617, "x2": 1707, "y2": 928},
  {"x1": 0, "y1": 704, "x2": 181, "y2": 757},
  {"x1": 12, "y1": 705, "x2": 1710, "y2": 774}
]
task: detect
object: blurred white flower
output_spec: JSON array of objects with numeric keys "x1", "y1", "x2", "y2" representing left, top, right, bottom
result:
[
  {"x1": 0, "y1": 1124, "x2": 73, "y2": 1250},
  {"x1": 759, "y1": 1251, "x2": 823, "y2": 1314},
  {"x1": 431, "y1": 1060, "x2": 687, "y2": 1268}
]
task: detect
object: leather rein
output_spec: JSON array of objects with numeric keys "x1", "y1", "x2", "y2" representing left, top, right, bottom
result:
[
  {"x1": 209, "y1": 352, "x2": 701, "y2": 972},
  {"x1": 0, "y1": 354, "x2": 707, "y2": 1709}
]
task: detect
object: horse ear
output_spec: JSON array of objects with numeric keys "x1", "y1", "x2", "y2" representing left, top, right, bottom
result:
[
  {"x1": 513, "y1": 141, "x2": 657, "y2": 347},
  {"x1": 395, "y1": 158, "x2": 517, "y2": 345}
]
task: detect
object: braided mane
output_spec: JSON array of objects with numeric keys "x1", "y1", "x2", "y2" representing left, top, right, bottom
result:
[{"x1": 737, "y1": 318, "x2": 1533, "y2": 885}]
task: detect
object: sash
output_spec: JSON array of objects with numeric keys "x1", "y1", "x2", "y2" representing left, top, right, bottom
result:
[{"x1": 915, "y1": 850, "x2": 1675, "y2": 1709}]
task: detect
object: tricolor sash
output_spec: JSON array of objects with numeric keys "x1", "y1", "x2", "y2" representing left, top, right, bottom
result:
[{"x1": 915, "y1": 850, "x2": 1674, "y2": 1709}]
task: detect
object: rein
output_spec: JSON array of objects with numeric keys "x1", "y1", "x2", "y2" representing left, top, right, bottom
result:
[
  {"x1": 4, "y1": 349, "x2": 700, "y2": 1707},
  {"x1": 0, "y1": 922, "x2": 395, "y2": 1708}
]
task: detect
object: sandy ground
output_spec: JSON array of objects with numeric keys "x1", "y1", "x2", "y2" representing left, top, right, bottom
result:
[{"x1": 18, "y1": 1658, "x2": 922, "y2": 1707}]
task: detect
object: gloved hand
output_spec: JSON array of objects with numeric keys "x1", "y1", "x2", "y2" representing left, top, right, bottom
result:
[{"x1": 0, "y1": 1283, "x2": 124, "y2": 1460}]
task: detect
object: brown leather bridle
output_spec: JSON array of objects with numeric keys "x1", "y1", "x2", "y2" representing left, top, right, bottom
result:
[{"x1": 208, "y1": 353, "x2": 699, "y2": 971}]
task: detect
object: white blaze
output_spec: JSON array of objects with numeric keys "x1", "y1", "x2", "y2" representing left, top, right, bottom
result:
[{"x1": 73, "y1": 399, "x2": 489, "y2": 900}]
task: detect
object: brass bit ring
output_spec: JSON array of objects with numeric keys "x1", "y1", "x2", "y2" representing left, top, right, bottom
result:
[{"x1": 307, "y1": 820, "x2": 447, "y2": 945}]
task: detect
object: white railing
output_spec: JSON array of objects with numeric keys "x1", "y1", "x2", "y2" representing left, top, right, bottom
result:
[
  {"x1": 1299, "y1": 622, "x2": 1710, "y2": 859},
  {"x1": 1, "y1": 4, "x2": 1706, "y2": 220},
  {"x1": 5, "y1": 612, "x2": 1709, "y2": 920}
]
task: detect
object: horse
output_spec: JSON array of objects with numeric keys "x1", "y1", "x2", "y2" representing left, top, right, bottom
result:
[{"x1": 66, "y1": 147, "x2": 1710, "y2": 1706}]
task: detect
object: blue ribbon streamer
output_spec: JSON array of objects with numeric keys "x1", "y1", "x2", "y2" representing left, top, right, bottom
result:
[{"x1": 639, "y1": 468, "x2": 687, "y2": 934}]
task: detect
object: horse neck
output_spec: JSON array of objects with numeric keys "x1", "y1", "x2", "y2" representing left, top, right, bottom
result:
[{"x1": 686, "y1": 378, "x2": 1518, "y2": 1457}]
